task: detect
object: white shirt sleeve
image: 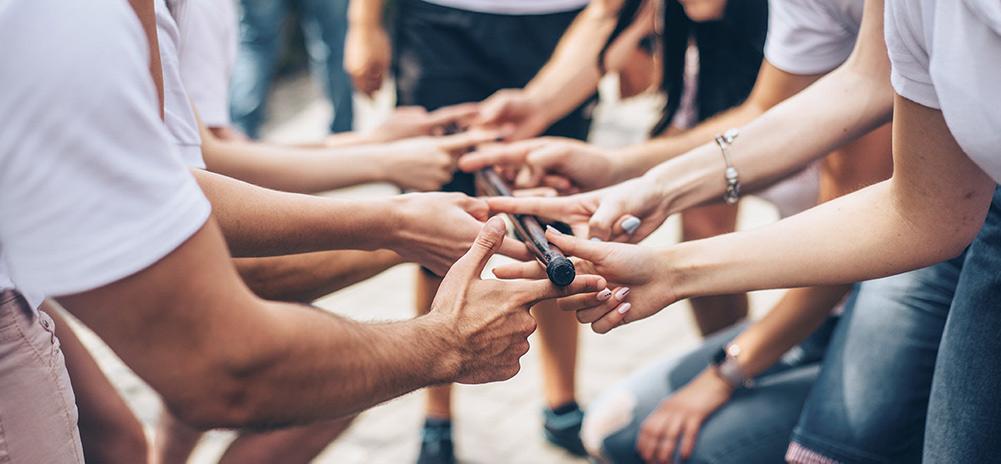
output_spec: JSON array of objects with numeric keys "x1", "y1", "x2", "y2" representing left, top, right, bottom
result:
[
  {"x1": 175, "y1": 0, "x2": 238, "y2": 128},
  {"x1": 883, "y1": 0, "x2": 939, "y2": 109},
  {"x1": 0, "y1": 0, "x2": 211, "y2": 297},
  {"x1": 764, "y1": 0, "x2": 863, "y2": 75},
  {"x1": 157, "y1": 0, "x2": 206, "y2": 169}
]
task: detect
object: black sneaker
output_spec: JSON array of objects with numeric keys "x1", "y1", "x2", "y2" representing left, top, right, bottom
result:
[
  {"x1": 417, "y1": 419, "x2": 455, "y2": 464},
  {"x1": 543, "y1": 402, "x2": 588, "y2": 457}
]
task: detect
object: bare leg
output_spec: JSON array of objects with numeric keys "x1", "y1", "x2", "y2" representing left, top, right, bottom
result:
[
  {"x1": 416, "y1": 267, "x2": 452, "y2": 419},
  {"x1": 153, "y1": 410, "x2": 202, "y2": 464},
  {"x1": 219, "y1": 416, "x2": 356, "y2": 464},
  {"x1": 681, "y1": 204, "x2": 748, "y2": 336},
  {"x1": 531, "y1": 299, "x2": 578, "y2": 409},
  {"x1": 49, "y1": 304, "x2": 149, "y2": 464}
]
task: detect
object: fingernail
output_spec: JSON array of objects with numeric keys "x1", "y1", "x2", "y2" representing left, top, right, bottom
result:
[
  {"x1": 617, "y1": 303, "x2": 631, "y2": 315},
  {"x1": 622, "y1": 216, "x2": 641, "y2": 235},
  {"x1": 597, "y1": 289, "x2": 612, "y2": 301},
  {"x1": 546, "y1": 225, "x2": 563, "y2": 235},
  {"x1": 615, "y1": 288, "x2": 630, "y2": 300},
  {"x1": 494, "y1": 136, "x2": 505, "y2": 142},
  {"x1": 590, "y1": 237, "x2": 602, "y2": 242},
  {"x1": 486, "y1": 217, "x2": 506, "y2": 233}
]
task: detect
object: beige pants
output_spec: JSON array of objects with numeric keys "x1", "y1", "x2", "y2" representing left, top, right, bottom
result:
[{"x1": 0, "y1": 289, "x2": 84, "y2": 463}]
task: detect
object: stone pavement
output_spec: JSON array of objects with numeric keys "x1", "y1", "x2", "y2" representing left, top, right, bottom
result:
[{"x1": 75, "y1": 75, "x2": 785, "y2": 463}]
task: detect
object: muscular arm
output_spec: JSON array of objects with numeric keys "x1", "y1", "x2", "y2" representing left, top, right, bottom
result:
[{"x1": 59, "y1": 219, "x2": 457, "y2": 428}]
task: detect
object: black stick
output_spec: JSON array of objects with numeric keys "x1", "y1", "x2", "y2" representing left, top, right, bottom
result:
[{"x1": 475, "y1": 167, "x2": 575, "y2": 286}]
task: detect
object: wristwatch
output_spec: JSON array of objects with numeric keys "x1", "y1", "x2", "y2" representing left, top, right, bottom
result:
[{"x1": 710, "y1": 343, "x2": 755, "y2": 389}]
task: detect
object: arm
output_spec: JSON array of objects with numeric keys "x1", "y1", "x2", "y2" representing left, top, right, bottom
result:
[
  {"x1": 190, "y1": 169, "x2": 531, "y2": 273},
  {"x1": 475, "y1": 0, "x2": 635, "y2": 140},
  {"x1": 235, "y1": 249, "x2": 404, "y2": 303},
  {"x1": 59, "y1": 217, "x2": 607, "y2": 429},
  {"x1": 486, "y1": 0, "x2": 897, "y2": 241},
  {"x1": 345, "y1": 0, "x2": 390, "y2": 97}
]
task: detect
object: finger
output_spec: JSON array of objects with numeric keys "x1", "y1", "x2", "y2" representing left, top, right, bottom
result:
[
  {"x1": 588, "y1": 200, "x2": 624, "y2": 241},
  {"x1": 486, "y1": 196, "x2": 569, "y2": 219},
  {"x1": 655, "y1": 417, "x2": 684, "y2": 464},
  {"x1": 541, "y1": 175, "x2": 575, "y2": 193},
  {"x1": 521, "y1": 274, "x2": 608, "y2": 306},
  {"x1": 513, "y1": 165, "x2": 543, "y2": 189},
  {"x1": 449, "y1": 216, "x2": 508, "y2": 278},
  {"x1": 637, "y1": 415, "x2": 666, "y2": 463},
  {"x1": 511, "y1": 187, "x2": 558, "y2": 198},
  {"x1": 492, "y1": 260, "x2": 548, "y2": 280},
  {"x1": 437, "y1": 129, "x2": 501, "y2": 153},
  {"x1": 457, "y1": 143, "x2": 534, "y2": 172},
  {"x1": 426, "y1": 103, "x2": 480, "y2": 127},
  {"x1": 497, "y1": 236, "x2": 534, "y2": 262},
  {"x1": 679, "y1": 417, "x2": 702, "y2": 461},
  {"x1": 590, "y1": 301, "x2": 632, "y2": 334},
  {"x1": 544, "y1": 226, "x2": 613, "y2": 263},
  {"x1": 559, "y1": 286, "x2": 627, "y2": 313}
]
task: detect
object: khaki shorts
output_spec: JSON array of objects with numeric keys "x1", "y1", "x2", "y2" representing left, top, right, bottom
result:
[{"x1": 0, "y1": 289, "x2": 83, "y2": 463}]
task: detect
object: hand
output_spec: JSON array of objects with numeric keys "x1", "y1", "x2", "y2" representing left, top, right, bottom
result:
[
  {"x1": 379, "y1": 130, "x2": 499, "y2": 192},
  {"x1": 344, "y1": 24, "x2": 391, "y2": 97},
  {"x1": 493, "y1": 227, "x2": 677, "y2": 333},
  {"x1": 486, "y1": 175, "x2": 670, "y2": 242},
  {"x1": 387, "y1": 192, "x2": 533, "y2": 275},
  {"x1": 368, "y1": 104, "x2": 482, "y2": 143},
  {"x1": 475, "y1": 89, "x2": 553, "y2": 141},
  {"x1": 431, "y1": 217, "x2": 609, "y2": 384},
  {"x1": 458, "y1": 137, "x2": 624, "y2": 193},
  {"x1": 636, "y1": 370, "x2": 734, "y2": 463}
]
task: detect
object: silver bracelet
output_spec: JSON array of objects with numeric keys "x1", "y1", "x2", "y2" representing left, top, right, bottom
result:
[{"x1": 714, "y1": 128, "x2": 741, "y2": 205}]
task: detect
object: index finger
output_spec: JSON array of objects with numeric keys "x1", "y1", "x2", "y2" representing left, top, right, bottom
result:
[
  {"x1": 436, "y1": 130, "x2": 501, "y2": 153},
  {"x1": 519, "y1": 274, "x2": 608, "y2": 307},
  {"x1": 426, "y1": 103, "x2": 480, "y2": 128},
  {"x1": 458, "y1": 142, "x2": 539, "y2": 172}
]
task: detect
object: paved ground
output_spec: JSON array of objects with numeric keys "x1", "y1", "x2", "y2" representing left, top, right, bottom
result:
[{"x1": 76, "y1": 75, "x2": 785, "y2": 463}]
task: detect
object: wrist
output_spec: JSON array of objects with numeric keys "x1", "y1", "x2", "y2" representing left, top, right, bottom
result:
[{"x1": 412, "y1": 313, "x2": 463, "y2": 384}]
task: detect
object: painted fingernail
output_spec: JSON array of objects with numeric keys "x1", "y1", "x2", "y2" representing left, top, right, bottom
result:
[
  {"x1": 615, "y1": 288, "x2": 630, "y2": 300},
  {"x1": 494, "y1": 136, "x2": 505, "y2": 142},
  {"x1": 622, "y1": 216, "x2": 641, "y2": 235},
  {"x1": 597, "y1": 289, "x2": 612, "y2": 301},
  {"x1": 546, "y1": 225, "x2": 563, "y2": 235},
  {"x1": 590, "y1": 237, "x2": 603, "y2": 242},
  {"x1": 617, "y1": 303, "x2": 632, "y2": 315}
]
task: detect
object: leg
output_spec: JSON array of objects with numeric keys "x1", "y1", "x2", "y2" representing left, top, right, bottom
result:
[
  {"x1": 153, "y1": 410, "x2": 203, "y2": 464},
  {"x1": 0, "y1": 291, "x2": 85, "y2": 463},
  {"x1": 297, "y1": 0, "x2": 353, "y2": 133},
  {"x1": 219, "y1": 416, "x2": 355, "y2": 463},
  {"x1": 49, "y1": 304, "x2": 148, "y2": 464},
  {"x1": 788, "y1": 258, "x2": 960, "y2": 463},
  {"x1": 681, "y1": 203, "x2": 747, "y2": 336},
  {"x1": 229, "y1": 0, "x2": 287, "y2": 138},
  {"x1": 923, "y1": 187, "x2": 1001, "y2": 462},
  {"x1": 583, "y1": 322, "x2": 821, "y2": 464},
  {"x1": 532, "y1": 299, "x2": 587, "y2": 455},
  {"x1": 415, "y1": 267, "x2": 455, "y2": 464}
]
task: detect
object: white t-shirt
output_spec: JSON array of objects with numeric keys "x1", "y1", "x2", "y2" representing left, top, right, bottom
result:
[
  {"x1": 885, "y1": 0, "x2": 1001, "y2": 183},
  {"x1": 173, "y1": 0, "x2": 238, "y2": 128},
  {"x1": 421, "y1": 0, "x2": 589, "y2": 15},
  {"x1": 765, "y1": 0, "x2": 864, "y2": 75},
  {"x1": 156, "y1": 0, "x2": 205, "y2": 169},
  {"x1": 0, "y1": 0, "x2": 211, "y2": 298}
]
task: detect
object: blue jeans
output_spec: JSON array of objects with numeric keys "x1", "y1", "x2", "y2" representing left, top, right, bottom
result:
[
  {"x1": 230, "y1": 0, "x2": 353, "y2": 138},
  {"x1": 586, "y1": 320, "x2": 834, "y2": 464},
  {"x1": 923, "y1": 185, "x2": 1001, "y2": 462},
  {"x1": 790, "y1": 257, "x2": 959, "y2": 463}
]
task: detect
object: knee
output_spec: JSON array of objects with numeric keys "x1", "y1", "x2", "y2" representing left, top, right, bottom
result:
[{"x1": 581, "y1": 389, "x2": 639, "y2": 463}]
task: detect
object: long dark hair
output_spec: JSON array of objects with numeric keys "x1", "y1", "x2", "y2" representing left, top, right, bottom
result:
[{"x1": 599, "y1": 0, "x2": 768, "y2": 136}]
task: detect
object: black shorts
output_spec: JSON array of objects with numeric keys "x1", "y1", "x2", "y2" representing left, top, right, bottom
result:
[{"x1": 393, "y1": 0, "x2": 596, "y2": 195}]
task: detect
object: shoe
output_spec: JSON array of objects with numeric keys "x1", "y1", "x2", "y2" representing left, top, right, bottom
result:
[
  {"x1": 417, "y1": 418, "x2": 455, "y2": 464},
  {"x1": 543, "y1": 402, "x2": 588, "y2": 457}
]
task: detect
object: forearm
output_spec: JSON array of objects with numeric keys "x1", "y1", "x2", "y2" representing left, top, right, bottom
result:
[
  {"x1": 348, "y1": 0, "x2": 383, "y2": 27},
  {"x1": 647, "y1": 65, "x2": 894, "y2": 217},
  {"x1": 521, "y1": 1, "x2": 620, "y2": 126},
  {"x1": 202, "y1": 139, "x2": 389, "y2": 194},
  {"x1": 235, "y1": 249, "x2": 404, "y2": 303},
  {"x1": 191, "y1": 169, "x2": 395, "y2": 257}
]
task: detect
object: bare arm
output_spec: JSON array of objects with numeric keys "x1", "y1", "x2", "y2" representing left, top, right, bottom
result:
[
  {"x1": 59, "y1": 217, "x2": 605, "y2": 429},
  {"x1": 190, "y1": 169, "x2": 531, "y2": 273},
  {"x1": 345, "y1": 0, "x2": 390, "y2": 97},
  {"x1": 235, "y1": 249, "x2": 404, "y2": 303}
]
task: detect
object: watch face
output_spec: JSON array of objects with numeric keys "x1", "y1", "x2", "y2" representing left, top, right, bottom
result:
[{"x1": 711, "y1": 347, "x2": 727, "y2": 365}]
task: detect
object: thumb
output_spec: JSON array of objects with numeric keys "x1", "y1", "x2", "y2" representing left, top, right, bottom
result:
[
  {"x1": 449, "y1": 216, "x2": 508, "y2": 279},
  {"x1": 587, "y1": 199, "x2": 624, "y2": 241}
]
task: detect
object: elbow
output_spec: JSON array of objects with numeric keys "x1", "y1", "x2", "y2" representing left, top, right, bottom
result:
[{"x1": 164, "y1": 373, "x2": 260, "y2": 430}]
